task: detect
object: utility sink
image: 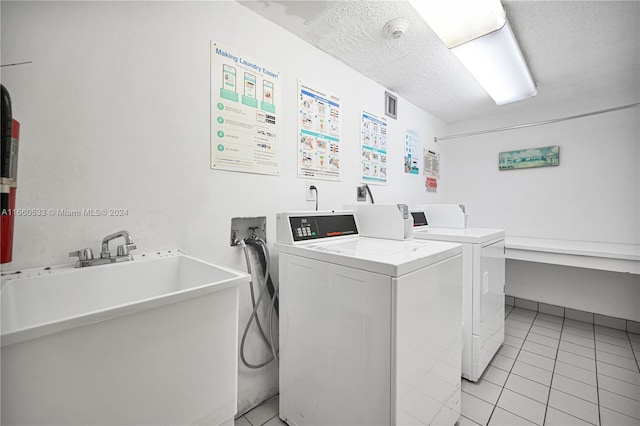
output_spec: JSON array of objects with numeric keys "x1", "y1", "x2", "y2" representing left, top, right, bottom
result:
[{"x1": 1, "y1": 249, "x2": 249, "y2": 426}]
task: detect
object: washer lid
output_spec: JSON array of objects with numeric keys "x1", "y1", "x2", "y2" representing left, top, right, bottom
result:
[
  {"x1": 413, "y1": 227, "x2": 505, "y2": 244},
  {"x1": 275, "y1": 236, "x2": 462, "y2": 277}
]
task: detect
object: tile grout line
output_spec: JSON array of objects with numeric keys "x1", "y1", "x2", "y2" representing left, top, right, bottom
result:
[
  {"x1": 541, "y1": 312, "x2": 564, "y2": 426},
  {"x1": 593, "y1": 320, "x2": 602, "y2": 426},
  {"x1": 486, "y1": 307, "x2": 538, "y2": 426},
  {"x1": 543, "y1": 318, "x2": 602, "y2": 425},
  {"x1": 626, "y1": 328, "x2": 640, "y2": 373},
  {"x1": 260, "y1": 413, "x2": 279, "y2": 426},
  {"x1": 553, "y1": 325, "x2": 638, "y2": 422}
]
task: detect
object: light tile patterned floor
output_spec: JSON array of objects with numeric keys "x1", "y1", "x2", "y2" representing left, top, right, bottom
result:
[
  {"x1": 461, "y1": 306, "x2": 640, "y2": 426},
  {"x1": 236, "y1": 395, "x2": 285, "y2": 426},
  {"x1": 236, "y1": 306, "x2": 640, "y2": 425}
]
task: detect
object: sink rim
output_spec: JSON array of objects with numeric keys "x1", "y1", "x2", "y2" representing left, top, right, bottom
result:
[{"x1": 1, "y1": 250, "x2": 250, "y2": 347}]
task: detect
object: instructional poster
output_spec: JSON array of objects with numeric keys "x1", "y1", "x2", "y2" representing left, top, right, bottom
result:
[
  {"x1": 424, "y1": 149, "x2": 440, "y2": 193},
  {"x1": 404, "y1": 128, "x2": 420, "y2": 174},
  {"x1": 211, "y1": 42, "x2": 281, "y2": 175},
  {"x1": 297, "y1": 80, "x2": 342, "y2": 180},
  {"x1": 360, "y1": 110, "x2": 388, "y2": 185}
]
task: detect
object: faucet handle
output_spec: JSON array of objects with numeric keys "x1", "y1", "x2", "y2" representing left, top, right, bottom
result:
[
  {"x1": 117, "y1": 243, "x2": 137, "y2": 256},
  {"x1": 69, "y1": 248, "x2": 94, "y2": 261}
]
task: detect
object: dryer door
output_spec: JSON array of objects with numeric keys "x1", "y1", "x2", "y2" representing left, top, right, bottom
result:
[
  {"x1": 480, "y1": 239, "x2": 505, "y2": 324},
  {"x1": 474, "y1": 239, "x2": 506, "y2": 378}
]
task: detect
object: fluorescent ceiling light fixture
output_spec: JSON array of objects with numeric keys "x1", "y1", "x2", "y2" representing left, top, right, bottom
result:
[
  {"x1": 409, "y1": 0, "x2": 506, "y2": 48},
  {"x1": 452, "y1": 21, "x2": 537, "y2": 105},
  {"x1": 409, "y1": 0, "x2": 537, "y2": 105}
]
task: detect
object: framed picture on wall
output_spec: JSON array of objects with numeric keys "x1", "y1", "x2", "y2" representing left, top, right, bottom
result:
[{"x1": 499, "y1": 145, "x2": 559, "y2": 170}]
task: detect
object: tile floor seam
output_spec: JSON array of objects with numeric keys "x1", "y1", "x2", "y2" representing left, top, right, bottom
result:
[
  {"x1": 597, "y1": 378, "x2": 640, "y2": 402},
  {"x1": 549, "y1": 384, "x2": 599, "y2": 409},
  {"x1": 592, "y1": 319, "x2": 602, "y2": 426},
  {"x1": 514, "y1": 356, "x2": 555, "y2": 373},
  {"x1": 628, "y1": 329, "x2": 640, "y2": 373},
  {"x1": 561, "y1": 334, "x2": 596, "y2": 350},
  {"x1": 502, "y1": 383, "x2": 551, "y2": 411},
  {"x1": 597, "y1": 388, "x2": 640, "y2": 421},
  {"x1": 531, "y1": 321, "x2": 562, "y2": 333},
  {"x1": 596, "y1": 355, "x2": 640, "y2": 373},
  {"x1": 595, "y1": 345, "x2": 637, "y2": 360},
  {"x1": 488, "y1": 307, "x2": 542, "y2": 426},
  {"x1": 486, "y1": 309, "x2": 527, "y2": 425},
  {"x1": 543, "y1": 312, "x2": 564, "y2": 426},
  {"x1": 595, "y1": 364, "x2": 640, "y2": 386},
  {"x1": 260, "y1": 413, "x2": 279, "y2": 426},
  {"x1": 494, "y1": 405, "x2": 540, "y2": 426},
  {"x1": 546, "y1": 404, "x2": 600, "y2": 426},
  {"x1": 546, "y1": 406, "x2": 600, "y2": 426},
  {"x1": 595, "y1": 335, "x2": 633, "y2": 349},
  {"x1": 460, "y1": 414, "x2": 479, "y2": 425},
  {"x1": 557, "y1": 346, "x2": 597, "y2": 361}
]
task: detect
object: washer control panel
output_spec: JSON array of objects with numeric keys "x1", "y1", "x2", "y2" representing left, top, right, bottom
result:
[{"x1": 289, "y1": 214, "x2": 358, "y2": 242}]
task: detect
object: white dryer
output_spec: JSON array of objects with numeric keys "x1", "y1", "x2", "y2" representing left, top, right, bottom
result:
[
  {"x1": 275, "y1": 211, "x2": 463, "y2": 426},
  {"x1": 411, "y1": 210, "x2": 505, "y2": 382}
]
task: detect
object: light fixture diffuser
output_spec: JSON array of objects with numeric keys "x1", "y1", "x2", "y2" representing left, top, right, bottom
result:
[
  {"x1": 408, "y1": 0, "x2": 506, "y2": 48},
  {"x1": 409, "y1": 0, "x2": 537, "y2": 105},
  {"x1": 452, "y1": 21, "x2": 537, "y2": 105}
]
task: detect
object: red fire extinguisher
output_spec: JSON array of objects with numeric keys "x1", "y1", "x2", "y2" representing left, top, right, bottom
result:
[{"x1": 1, "y1": 84, "x2": 20, "y2": 264}]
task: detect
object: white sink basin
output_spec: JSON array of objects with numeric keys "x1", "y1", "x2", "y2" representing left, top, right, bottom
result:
[{"x1": 1, "y1": 249, "x2": 250, "y2": 426}]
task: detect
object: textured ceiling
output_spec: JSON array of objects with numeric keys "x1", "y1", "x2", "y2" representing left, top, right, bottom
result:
[{"x1": 239, "y1": 0, "x2": 640, "y2": 124}]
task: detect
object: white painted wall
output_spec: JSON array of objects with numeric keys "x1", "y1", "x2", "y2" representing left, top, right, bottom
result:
[
  {"x1": 507, "y1": 260, "x2": 640, "y2": 322},
  {"x1": 440, "y1": 101, "x2": 640, "y2": 321},
  {"x1": 1, "y1": 1, "x2": 447, "y2": 416},
  {"x1": 441, "y1": 108, "x2": 639, "y2": 244}
]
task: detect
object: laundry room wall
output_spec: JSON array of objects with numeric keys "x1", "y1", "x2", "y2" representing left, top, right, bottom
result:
[
  {"x1": 0, "y1": 1, "x2": 447, "y2": 415},
  {"x1": 440, "y1": 102, "x2": 640, "y2": 321},
  {"x1": 440, "y1": 107, "x2": 639, "y2": 244}
]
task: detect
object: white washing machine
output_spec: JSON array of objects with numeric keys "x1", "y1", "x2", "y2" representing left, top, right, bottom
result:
[
  {"x1": 275, "y1": 211, "x2": 463, "y2": 426},
  {"x1": 411, "y1": 210, "x2": 505, "y2": 382}
]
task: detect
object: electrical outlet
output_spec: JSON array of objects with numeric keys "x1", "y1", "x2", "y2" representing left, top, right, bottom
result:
[
  {"x1": 357, "y1": 185, "x2": 367, "y2": 201},
  {"x1": 306, "y1": 180, "x2": 317, "y2": 201}
]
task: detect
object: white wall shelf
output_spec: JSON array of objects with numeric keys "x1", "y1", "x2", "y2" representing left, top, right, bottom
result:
[{"x1": 505, "y1": 236, "x2": 640, "y2": 274}]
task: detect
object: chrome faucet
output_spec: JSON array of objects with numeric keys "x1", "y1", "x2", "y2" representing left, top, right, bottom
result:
[
  {"x1": 100, "y1": 230, "x2": 136, "y2": 260},
  {"x1": 69, "y1": 230, "x2": 136, "y2": 268}
]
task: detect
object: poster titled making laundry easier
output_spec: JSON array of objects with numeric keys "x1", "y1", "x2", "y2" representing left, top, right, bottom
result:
[
  {"x1": 210, "y1": 42, "x2": 281, "y2": 175},
  {"x1": 360, "y1": 110, "x2": 388, "y2": 185},
  {"x1": 297, "y1": 80, "x2": 342, "y2": 180}
]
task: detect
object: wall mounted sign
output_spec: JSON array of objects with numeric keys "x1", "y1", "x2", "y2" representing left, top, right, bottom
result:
[
  {"x1": 297, "y1": 80, "x2": 342, "y2": 181},
  {"x1": 360, "y1": 110, "x2": 388, "y2": 185},
  {"x1": 424, "y1": 149, "x2": 440, "y2": 193},
  {"x1": 499, "y1": 145, "x2": 559, "y2": 171},
  {"x1": 210, "y1": 41, "x2": 281, "y2": 175},
  {"x1": 424, "y1": 149, "x2": 440, "y2": 178},
  {"x1": 404, "y1": 129, "x2": 419, "y2": 174},
  {"x1": 425, "y1": 177, "x2": 438, "y2": 193}
]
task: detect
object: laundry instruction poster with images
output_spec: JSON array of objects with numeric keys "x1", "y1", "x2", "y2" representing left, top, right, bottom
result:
[
  {"x1": 210, "y1": 42, "x2": 281, "y2": 175},
  {"x1": 360, "y1": 110, "x2": 388, "y2": 185},
  {"x1": 404, "y1": 128, "x2": 420, "y2": 174},
  {"x1": 297, "y1": 80, "x2": 342, "y2": 180}
]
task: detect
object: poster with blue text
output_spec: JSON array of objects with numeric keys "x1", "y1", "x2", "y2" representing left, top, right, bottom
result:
[
  {"x1": 297, "y1": 80, "x2": 342, "y2": 180},
  {"x1": 360, "y1": 110, "x2": 388, "y2": 185},
  {"x1": 404, "y1": 128, "x2": 420, "y2": 174},
  {"x1": 211, "y1": 42, "x2": 281, "y2": 175}
]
